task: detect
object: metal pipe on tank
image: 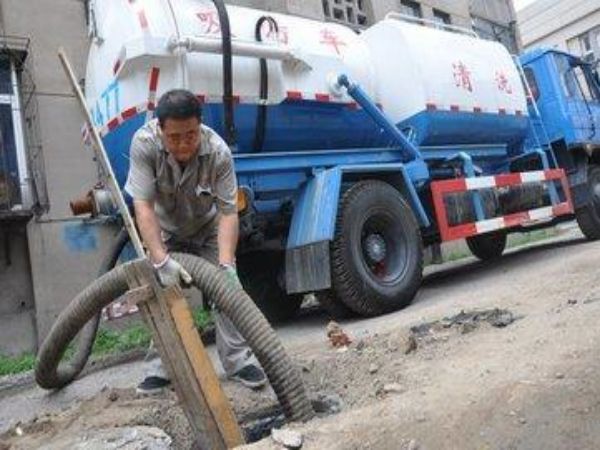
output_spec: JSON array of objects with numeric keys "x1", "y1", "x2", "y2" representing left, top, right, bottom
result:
[
  {"x1": 169, "y1": 36, "x2": 301, "y2": 64},
  {"x1": 253, "y1": 16, "x2": 279, "y2": 152},
  {"x1": 211, "y1": 0, "x2": 236, "y2": 147},
  {"x1": 335, "y1": 74, "x2": 422, "y2": 163}
]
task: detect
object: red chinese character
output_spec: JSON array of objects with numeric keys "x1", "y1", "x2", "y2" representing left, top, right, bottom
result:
[
  {"x1": 320, "y1": 29, "x2": 346, "y2": 55},
  {"x1": 453, "y1": 61, "x2": 473, "y2": 92},
  {"x1": 495, "y1": 70, "x2": 513, "y2": 94},
  {"x1": 196, "y1": 9, "x2": 221, "y2": 35}
]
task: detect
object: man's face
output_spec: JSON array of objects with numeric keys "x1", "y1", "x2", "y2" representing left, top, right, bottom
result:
[{"x1": 160, "y1": 117, "x2": 201, "y2": 163}]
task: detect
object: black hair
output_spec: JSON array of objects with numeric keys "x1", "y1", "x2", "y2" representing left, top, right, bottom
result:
[{"x1": 155, "y1": 89, "x2": 202, "y2": 127}]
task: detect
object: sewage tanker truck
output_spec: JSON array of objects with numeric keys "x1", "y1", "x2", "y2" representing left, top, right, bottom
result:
[{"x1": 77, "y1": 0, "x2": 600, "y2": 320}]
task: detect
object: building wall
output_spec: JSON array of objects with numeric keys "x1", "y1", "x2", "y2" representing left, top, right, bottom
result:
[
  {"x1": 0, "y1": 226, "x2": 36, "y2": 355},
  {"x1": 470, "y1": 0, "x2": 520, "y2": 53},
  {"x1": 0, "y1": 0, "x2": 116, "y2": 351},
  {"x1": 229, "y1": 0, "x2": 472, "y2": 29},
  {"x1": 418, "y1": 1, "x2": 471, "y2": 28},
  {"x1": 229, "y1": 0, "x2": 325, "y2": 21},
  {"x1": 518, "y1": 0, "x2": 600, "y2": 54},
  {"x1": 363, "y1": 0, "x2": 472, "y2": 28}
]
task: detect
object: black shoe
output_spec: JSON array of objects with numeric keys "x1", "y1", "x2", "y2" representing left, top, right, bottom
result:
[
  {"x1": 230, "y1": 365, "x2": 267, "y2": 390},
  {"x1": 136, "y1": 376, "x2": 171, "y2": 395}
]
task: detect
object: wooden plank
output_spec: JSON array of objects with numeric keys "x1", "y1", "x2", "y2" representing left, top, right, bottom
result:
[
  {"x1": 130, "y1": 262, "x2": 224, "y2": 450},
  {"x1": 123, "y1": 260, "x2": 244, "y2": 449},
  {"x1": 166, "y1": 290, "x2": 245, "y2": 447},
  {"x1": 121, "y1": 284, "x2": 154, "y2": 306},
  {"x1": 125, "y1": 269, "x2": 220, "y2": 449}
]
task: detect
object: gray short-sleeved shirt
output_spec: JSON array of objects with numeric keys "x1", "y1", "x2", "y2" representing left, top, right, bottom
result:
[{"x1": 125, "y1": 119, "x2": 238, "y2": 239}]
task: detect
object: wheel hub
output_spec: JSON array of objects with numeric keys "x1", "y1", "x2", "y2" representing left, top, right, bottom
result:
[{"x1": 363, "y1": 233, "x2": 387, "y2": 264}]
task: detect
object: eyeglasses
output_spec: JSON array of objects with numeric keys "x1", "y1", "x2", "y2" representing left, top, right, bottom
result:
[{"x1": 163, "y1": 129, "x2": 200, "y2": 146}]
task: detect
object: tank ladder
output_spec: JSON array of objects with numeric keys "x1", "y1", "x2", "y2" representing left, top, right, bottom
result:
[{"x1": 512, "y1": 55, "x2": 559, "y2": 167}]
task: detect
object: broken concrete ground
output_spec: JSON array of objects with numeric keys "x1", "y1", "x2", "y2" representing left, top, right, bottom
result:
[
  {"x1": 2, "y1": 305, "x2": 524, "y2": 449},
  {"x1": 2, "y1": 230, "x2": 600, "y2": 449}
]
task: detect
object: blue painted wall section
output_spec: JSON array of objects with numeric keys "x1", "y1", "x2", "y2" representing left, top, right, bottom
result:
[{"x1": 62, "y1": 223, "x2": 98, "y2": 253}]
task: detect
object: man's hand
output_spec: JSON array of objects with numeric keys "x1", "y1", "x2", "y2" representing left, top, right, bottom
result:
[
  {"x1": 153, "y1": 255, "x2": 193, "y2": 287},
  {"x1": 220, "y1": 263, "x2": 241, "y2": 289}
]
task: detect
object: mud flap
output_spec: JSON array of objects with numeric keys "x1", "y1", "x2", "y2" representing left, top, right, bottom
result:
[{"x1": 285, "y1": 167, "x2": 341, "y2": 294}]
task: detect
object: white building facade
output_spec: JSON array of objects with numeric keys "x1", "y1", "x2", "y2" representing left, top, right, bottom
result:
[{"x1": 518, "y1": 0, "x2": 600, "y2": 62}]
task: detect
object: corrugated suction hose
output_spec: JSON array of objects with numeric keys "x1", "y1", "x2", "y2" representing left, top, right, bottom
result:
[
  {"x1": 73, "y1": 228, "x2": 130, "y2": 383},
  {"x1": 34, "y1": 253, "x2": 314, "y2": 423}
]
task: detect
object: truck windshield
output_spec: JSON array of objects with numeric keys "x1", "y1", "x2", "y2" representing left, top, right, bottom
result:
[{"x1": 559, "y1": 57, "x2": 599, "y2": 102}]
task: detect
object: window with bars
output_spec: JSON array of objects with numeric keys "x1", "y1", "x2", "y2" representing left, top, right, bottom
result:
[
  {"x1": 399, "y1": 0, "x2": 422, "y2": 18},
  {"x1": 323, "y1": 0, "x2": 371, "y2": 28},
  {"x1": 0, "y1": 54, "x2": 22, "y2": 211},
  {"x1": 0, "y1": 52, "x2": 29, "y2": 213},
  {"x1": 568, "y1": 26, "x2": 600, "y2": 63},
  {"x1": 432, "y1": 9, "x2": 451, "y2": 26}
]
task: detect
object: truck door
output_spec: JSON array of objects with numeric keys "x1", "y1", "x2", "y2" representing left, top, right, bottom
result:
[{"x1": 560, "y1": 58, "x2": 600, "y2": 142}]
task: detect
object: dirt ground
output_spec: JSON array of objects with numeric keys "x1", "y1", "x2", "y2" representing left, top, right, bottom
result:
[{"x1": 2, "y1": 227, "x2": 600, "y2": 449}]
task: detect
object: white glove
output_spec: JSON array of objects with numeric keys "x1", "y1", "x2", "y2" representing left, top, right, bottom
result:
[{"x1": 153, "y1": 255, "x2": 193, "y2": 287}]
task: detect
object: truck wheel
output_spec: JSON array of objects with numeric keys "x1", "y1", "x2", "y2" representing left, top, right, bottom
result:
[
  {"x1": 238, "y1": 252, "x2": 302, "y2": 323},
  {"x1": 466, "y1": 231, "x2": 507, "y2": 260},
  {"x1": 330, "y1": 180, "x2": 423, "y2": 316},
  {"x1": 575, "y1": 165, "x2": 600, "y2": 240}
]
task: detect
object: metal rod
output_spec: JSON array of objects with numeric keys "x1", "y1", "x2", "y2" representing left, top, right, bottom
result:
[
  {"x1": 336, "y1": 74, "x2": 422, "y2": 162},
  {"x1": 10, "y1": 57, "x2": 31, "y2": 209},
  {"x1": 511, "y1": 55, "x2": 559, "y2": 168},
  {"x1": 534, "y1": 149, "x2": 560, "y2": 206},
  {"x1": 446, "y1": 152, "x2": 486, "y2": 222},
  {"x1": 58, "y1": 48, "x2": 145, "y2": 257},
  {"x1": 170, "y1": 36, "x2": 300, "y2": 63}
]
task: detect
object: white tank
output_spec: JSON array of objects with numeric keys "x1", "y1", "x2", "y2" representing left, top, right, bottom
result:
[
  {"x1": 361, "y1": 14, "x2": 528, "y2": 121},
  {"x1": 85, "y1": 1, "x2": 530, "y2": 174},
  {"x1": 85, "y1": 0, "x2": 375, "y2": 129}
]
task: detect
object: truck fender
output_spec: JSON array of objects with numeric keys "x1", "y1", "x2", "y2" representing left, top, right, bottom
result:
[
  {"x1": 285, "y1": 163, "x2": 429, "y2": 294},
  {"x1": 285, "y1": 167, "x2": 342, "y2": 294}
]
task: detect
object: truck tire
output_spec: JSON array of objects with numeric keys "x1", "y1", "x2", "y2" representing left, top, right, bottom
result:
[
  {"x1": 466, "y1": 231, "x2": 507, "y2": 260},
  {"x1": 330, "y1": 180, "x2": 423, "y2": 316},
  {"x1": 575, "y1": 165, "x2": 600, "y2": 241},
  {"x1": 238, "y1": 252, "x2": 303, "y2": 323}
]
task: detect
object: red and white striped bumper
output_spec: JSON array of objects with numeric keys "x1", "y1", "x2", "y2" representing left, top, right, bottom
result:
[{"x1": 431, "y1": 169, "x2": 574, "y2": 241}]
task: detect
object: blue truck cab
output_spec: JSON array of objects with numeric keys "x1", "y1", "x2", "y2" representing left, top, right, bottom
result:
[{"x1": 520, "y1": 49, "x2": 600, "y2": 219}]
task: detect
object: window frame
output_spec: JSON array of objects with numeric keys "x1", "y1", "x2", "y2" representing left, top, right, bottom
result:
[
  {"x1": 399, "y1": 0, "x2": 422, "y2": 18},
  {"x1": 570, "y1": 65, "x2": 600, "y2": 102},
  {"x1": 323, "y1": 0, "x2": 371, "y2": 29},
  {"x1": 0, "y1": 55, "x2": 29, "y2": 211},
  {"x1": 432, "y1": 8, "x2": 451, "y2": 26},
  {"x1": 523, "y1": 67, "x2": 540, "y2": 101}
]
